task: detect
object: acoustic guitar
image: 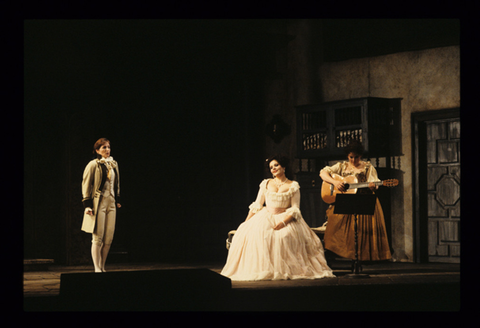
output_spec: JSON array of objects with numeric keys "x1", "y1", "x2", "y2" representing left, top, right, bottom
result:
[{"x1": 321, "y1": 173, "x2": 398, "y2": 204}]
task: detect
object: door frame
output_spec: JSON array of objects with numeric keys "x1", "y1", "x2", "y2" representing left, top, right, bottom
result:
[{"x1": 411, "y1": 108, "x2": 460, "y2": 263}]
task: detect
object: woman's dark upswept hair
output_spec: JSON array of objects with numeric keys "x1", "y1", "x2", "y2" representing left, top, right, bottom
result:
[
  {"x1": 93, "y1": 138, "x2": 110, "y2": 159},
  {"x1": 266, "y1": 154, "x2": 293, "y2": 179},
  {"x1": 344, "y1": 139, "x2": 364, "y2": 156}
]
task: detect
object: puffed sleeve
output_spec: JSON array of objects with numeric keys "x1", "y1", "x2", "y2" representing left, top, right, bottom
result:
[
  {"x1": 366, "y1": 162, "x2": 381, "y2": 182},
  {"x1": 248, "y1": 179, "x2": 267, "y2": 213},
  {"x1": 319, "y1": 162, "x2": 343, "y2": 176},
  {"x1": 285, "y1": 182, "x2": 301, "y2": 221}
]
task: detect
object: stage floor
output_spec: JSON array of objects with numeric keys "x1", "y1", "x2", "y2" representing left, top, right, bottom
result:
[{"x1": 23, "y1": 260, "x2": 460, "y2": 311}]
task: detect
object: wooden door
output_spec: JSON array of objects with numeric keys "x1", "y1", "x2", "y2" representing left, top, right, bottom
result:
[
  {"x1": 425, "y1": 118, "x2": 460, "y2": 263},
  {"x1": 412, "y1": 108, "x2": 460, "y2": 263}
]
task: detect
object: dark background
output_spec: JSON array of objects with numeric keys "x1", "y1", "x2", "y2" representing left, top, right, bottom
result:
[
  {"x1": 24, "y1": 19, "x2": 273, "y2": 264},
  {"x1": 23, "y1": 19, "x2": 460, "y2": 265}
]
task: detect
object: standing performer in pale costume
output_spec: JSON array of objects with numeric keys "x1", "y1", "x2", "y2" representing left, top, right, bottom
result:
[
  {"x1": 81, "y1": 138, "x2": 121, "y2": 273},
  {"x1": 221, "y1": 155, "x2": 335, "y2": 281},
  {"x1": 320, "y1": 140, "x2": 392, "y2": 262}
]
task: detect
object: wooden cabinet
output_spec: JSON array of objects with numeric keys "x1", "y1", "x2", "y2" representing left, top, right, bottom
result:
[
  {"x1": 295, "y1": 97, "x2": 402, "y2": 233},
  {"x1": 296, "y1": 97, "x2": 402, "y2": 160}
]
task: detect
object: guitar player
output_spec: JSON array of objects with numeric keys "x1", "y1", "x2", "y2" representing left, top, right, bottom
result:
[{"x1": 319, "y1": 140, "x2": 392, "y2": 264}]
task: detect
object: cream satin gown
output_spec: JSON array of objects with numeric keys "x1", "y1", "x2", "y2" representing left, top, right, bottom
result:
[{"x1": 221, "y1": 179, "x2": 335, "y2": 281}]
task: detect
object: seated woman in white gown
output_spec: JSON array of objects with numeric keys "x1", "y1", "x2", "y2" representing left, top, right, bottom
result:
[{"x1": 221, "y1": 155, "x2": 335, "y2": 281}]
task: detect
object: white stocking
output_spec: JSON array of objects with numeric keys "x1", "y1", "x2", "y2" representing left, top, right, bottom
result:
[
  {"x1": 101, "y1": 244, "x2": 111, "y2": 272},
  {"x1": 91, "y1": 243, "x2": 103, "y2": 273}
]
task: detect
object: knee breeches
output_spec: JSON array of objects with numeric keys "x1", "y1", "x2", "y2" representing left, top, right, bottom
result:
[{"x1": 93, "y1": 194, "x2": 116, "y2": 246}]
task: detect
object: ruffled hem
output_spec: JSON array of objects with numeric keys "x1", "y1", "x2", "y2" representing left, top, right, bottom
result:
[
  {"x1": 249, "y1": 202, "x2": 264, "y2": 213},
  {"x1": 285, "y1": 206, "x2": 301, "y2": 220},
  {"x1": 260, "y1": 179, "x2": 300, "y2": 197},
  {"x1": 226, "y1": 270, "x2": 335, "y2": 281},
  {"x1": 321, "y1": 161, "x2": 373, "y2": 177},
  {"x1": 260, "y1": 179, "x2": 300, "y2": 201}
]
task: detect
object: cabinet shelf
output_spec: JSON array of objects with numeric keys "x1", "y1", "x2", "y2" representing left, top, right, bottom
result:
[{"x1": 296, "y1": 97, "x2": 402, "y2": 160}]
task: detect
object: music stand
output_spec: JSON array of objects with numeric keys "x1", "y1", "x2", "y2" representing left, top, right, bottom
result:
[{"x1": 334, "y1": 193, "x2": 376, "y2": 279}]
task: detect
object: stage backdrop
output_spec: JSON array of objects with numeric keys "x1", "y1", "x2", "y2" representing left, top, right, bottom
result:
[{"x1": 24, "y1": 20, "x2": 279, "y2": 265}]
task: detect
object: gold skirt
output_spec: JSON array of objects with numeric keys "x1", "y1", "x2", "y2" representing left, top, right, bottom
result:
[{"x1": 324, "y1": 198, "x2": 392, "y2": 261}]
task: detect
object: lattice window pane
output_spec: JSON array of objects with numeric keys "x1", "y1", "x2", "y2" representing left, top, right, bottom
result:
[
  {"x1": 334, "y1": 106, "x2": 362, "y2": 126},
  {"x1": 335, "y1": 128, "x2": 362, "y2": 148},
  {"x1": 302, "y1": 132, "x2": 327, "y2": 150},
  {"x1": 302, "y1": 111, "x2": 327, "y2": 130}
]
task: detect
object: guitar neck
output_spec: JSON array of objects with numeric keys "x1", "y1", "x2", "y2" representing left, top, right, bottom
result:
[{"x1": 349, "y1": 181, "x2": 383, "y2": 189}]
